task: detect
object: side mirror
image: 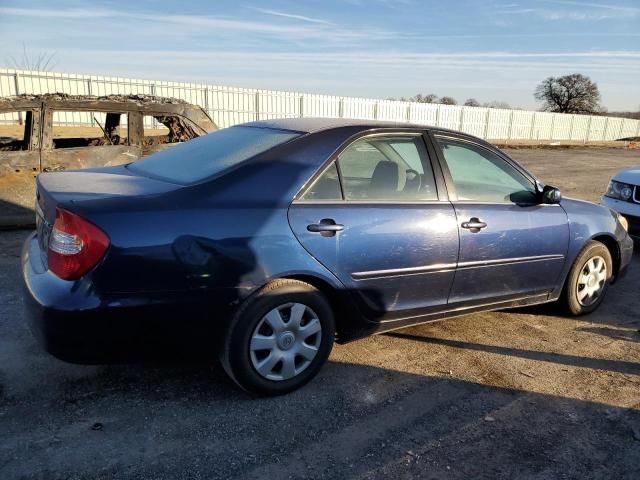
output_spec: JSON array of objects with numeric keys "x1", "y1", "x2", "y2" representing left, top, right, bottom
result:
[{"x1": 542, "y1": 185, "x2": 562, "y2": 204}]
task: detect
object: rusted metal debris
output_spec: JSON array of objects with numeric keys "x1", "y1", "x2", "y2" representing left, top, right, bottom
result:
[{"x1": 0, "y1": 93, "x2": 217, "y2": 227}]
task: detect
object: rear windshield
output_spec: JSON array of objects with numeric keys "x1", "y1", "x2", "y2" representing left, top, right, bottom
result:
[{"x1": 128, "y1": 126, "x2": 300, "y2": 184}]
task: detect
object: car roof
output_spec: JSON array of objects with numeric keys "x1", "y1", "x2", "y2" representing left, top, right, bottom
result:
[{"x1": 243, "y1": 117, "x2": 457, "y2": 135}]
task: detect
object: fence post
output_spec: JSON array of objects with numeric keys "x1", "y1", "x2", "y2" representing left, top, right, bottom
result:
[
  {"x1": 617, "y1": 119, "x2": 625, "y2": 140},
  {"x1": 529, "y1": 112, "x2": 536, "y2": 141},
  {"x1": 435, "y1": 104, "x2": 440, "y2": 127},
  {"x1": 86, "y1": 79, "x2": 95, "y2": 126},
  {"x1": 13, "y1": 72, "x2": 23, "y2": 125},
  {"x1": 635, "y1": 119, "x2": 640, "y2": 138},
  {"x1": 255, "y1": 91, "x2": 260, "y2": 121},
  {"x1": 406, "y1": 104, "x2": 411, "y2": 123},
  {"x1": 458, "y1": 108, "x2": 464, "y2": 131},
  {"x1": 568, "y1": 114, "x2": 575, "y2": 141},
  {"x1": 203, "y1": 88, "x2": 209, "y2": 115},
  {"x1": 147, "y1": 84, "x2": 158, "y2": 128},
  {"x1": 549, "y1": 113, "x2": 555, "y2": 141},
  {"x1": 338, "y1": 98, "x2": 344, "y2": 118},
  {"x1": 602, "y1": 116, "x2": 609, "y2": 141},
  {"x1": 506, "y1": 110, "x2": 514, "y2": 141},
  {"x1": 373, "y1": 101, "x2": 379, "y2": 120},
  {"x1": 299, "y1": 95, "x2": 304, "y2": 118},
  {"x1": 483, "y1": 109, "x2": 491, "y2": 139},
  {"x1": 584, "y1": 115, "x2": 592, "y2": 144}
]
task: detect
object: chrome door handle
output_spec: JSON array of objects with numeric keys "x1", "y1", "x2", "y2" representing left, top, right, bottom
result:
[
  {"x1": 307, "y1": 219, "x2": 344, "y2": 236},
  {"x1": 461, "y1": 217, "x2": 487, "y2": 232},
  {"x1": 307, "y1": 224, "x2": 344, "y2": 232}
]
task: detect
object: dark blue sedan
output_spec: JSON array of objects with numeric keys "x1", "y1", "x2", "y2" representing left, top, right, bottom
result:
[{"x1": 22, "y1": 118, "x2": 633, "y2": 395}]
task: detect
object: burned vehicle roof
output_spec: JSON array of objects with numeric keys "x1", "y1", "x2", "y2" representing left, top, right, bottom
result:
[
  {"x1": 0, "y1": 93, "x2": 216, "y2": 131},
  {"x1": 2, "y1": 93, "x2": 198, "y2": 108}
]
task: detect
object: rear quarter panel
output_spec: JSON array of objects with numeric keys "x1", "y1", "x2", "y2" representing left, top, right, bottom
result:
[{"x1": 85, "y1": 199, "x2": 344, "y2": 296}]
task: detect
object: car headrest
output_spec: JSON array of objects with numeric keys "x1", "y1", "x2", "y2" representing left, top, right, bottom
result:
[{"x1": 369, "y1": 160, "x2": 406, "y2": 195}]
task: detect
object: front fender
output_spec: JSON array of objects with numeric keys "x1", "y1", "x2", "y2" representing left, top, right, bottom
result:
[{"x1": 551, "y1": 198, "x2": 633, "y2": 297}]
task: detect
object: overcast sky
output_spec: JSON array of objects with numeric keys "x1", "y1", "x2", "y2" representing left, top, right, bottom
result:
[{"x1": 0, "y1": 0, "x2": 639, "y2": 110}]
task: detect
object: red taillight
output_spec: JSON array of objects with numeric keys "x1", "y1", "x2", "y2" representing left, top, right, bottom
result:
[{"x1": 48, "y1": 208, "x2": 109, "y2": 280}]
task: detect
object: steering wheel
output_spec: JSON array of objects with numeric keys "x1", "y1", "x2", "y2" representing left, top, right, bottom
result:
[{"x1": 404, "y1": 169, "x2": 422, "y2": 192}]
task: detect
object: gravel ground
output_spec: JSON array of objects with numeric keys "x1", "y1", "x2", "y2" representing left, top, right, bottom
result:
[{"x1": 1, "y1": 148, "x2": 639, "y2": 479}]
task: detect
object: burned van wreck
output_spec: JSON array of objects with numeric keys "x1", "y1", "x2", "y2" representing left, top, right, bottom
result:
[{"x1": 0, "y1": 93, "x2": 216, "y2": 227}]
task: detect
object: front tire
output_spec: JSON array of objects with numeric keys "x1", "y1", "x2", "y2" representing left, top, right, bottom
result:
[
  {"x1": 221, "y1": 279, "x2": 335, "y2": 396},
  {"x1": 561, "y1": 240, "x2": 613, "y2": 315}
]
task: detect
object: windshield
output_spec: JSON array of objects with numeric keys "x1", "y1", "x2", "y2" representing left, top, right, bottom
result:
[{"x1": 128, "y1": 126, "x2": 300, "y2": 184}]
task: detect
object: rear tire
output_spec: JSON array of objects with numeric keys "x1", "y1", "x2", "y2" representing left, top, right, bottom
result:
[
  {"x1": 561, "y1": 240, "x2": 612, "y2": 316},
  {"x1": 221, "y1": 279, "x2": 335, "y2": 396}
]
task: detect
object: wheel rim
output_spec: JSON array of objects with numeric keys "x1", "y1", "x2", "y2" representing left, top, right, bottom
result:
[
  {"x1": 249, "y1": 302, "x2": 322, "y2": 381},
  {"x1": 576, "y1": 255, "x2": 607, "y2": 307}
]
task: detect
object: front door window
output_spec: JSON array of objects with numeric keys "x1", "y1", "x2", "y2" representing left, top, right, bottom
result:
[{"x1": 435, "y1": 137, "x2": 536, "y2": 204}]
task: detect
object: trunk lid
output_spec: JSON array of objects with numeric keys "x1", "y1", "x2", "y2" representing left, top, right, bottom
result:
[{"x1": 35, "y1": 165, "x2": 183, "y2": 265}]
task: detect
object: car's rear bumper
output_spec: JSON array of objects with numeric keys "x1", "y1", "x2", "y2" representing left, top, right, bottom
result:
[{"x1": 22, "y1": 233, "x2": 235, "y2": 363}]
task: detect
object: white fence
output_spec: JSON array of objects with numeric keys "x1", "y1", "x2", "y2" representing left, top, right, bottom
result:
[{"x1": 1, "y1": 68, "x2": 639, "y2": 141}]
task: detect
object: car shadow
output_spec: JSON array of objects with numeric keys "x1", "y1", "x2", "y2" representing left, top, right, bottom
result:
[
  {"x1": 0, "y1": 198, "x2": 35, "y2": 229},
  {"x1": 576, "y1": 326, "x2": 640, "y2": 344},
  {"x1": 384, "y1": 332, "x2": 640, "y2": 375}
]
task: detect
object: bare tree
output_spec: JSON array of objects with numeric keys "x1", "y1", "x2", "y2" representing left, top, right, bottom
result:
[
  {"x1": 483, "y1": 100, "x2": 511, "y2": 109},
  {"x1": 407, "y1": 93, "x2": 437, "y2": 103},
  {"x1": 7, "y1": 44, "x2": 57, "y2": 71},
  {"x1": 438, "y1": 96, "x2": 458, "y2": 105},
  {"x1": 534, "y1": 74, "x2": 601, "y2": 114},
  {"x1": 389, "y1": 93, "x2": 457, "y2": 105},
  {"x1": 463, "y1": 98, "x2": 481, "y2": 107}
]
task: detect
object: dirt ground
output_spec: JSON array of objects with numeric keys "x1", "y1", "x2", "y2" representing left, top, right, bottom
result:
[{"x1": 0, "y1": 148, "x2": 639, "y2": 479}]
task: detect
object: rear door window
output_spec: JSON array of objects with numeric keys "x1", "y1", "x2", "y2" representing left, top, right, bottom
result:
[
  {"x1": 301, "y1": 135, "x2": 438, "y2": 202},
  {"x1": 300, "y1": 163, "x2": 342, "y2": 201},
  {"x1": 337, "y1": 136, "x2": 437, "y2": 201}
]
